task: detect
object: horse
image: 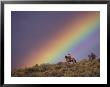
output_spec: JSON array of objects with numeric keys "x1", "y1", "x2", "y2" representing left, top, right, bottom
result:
[
  {"x1": 88, "y1": 52, "x2": 96, "y2": 61},
  {"x1": 65, "y1": 56, "x2": 76, "y2": 64}
]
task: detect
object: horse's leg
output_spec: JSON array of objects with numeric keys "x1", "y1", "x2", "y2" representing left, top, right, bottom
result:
[
  {"x1": 70, "y1": 60, "x2": 74, "y2": 64},
  {"x1": 90, "y1": 57, "x2": 92, "y2": 61},
  {"x1": 72, "y1": 58, "x2": 76, "y2": 64},
  {"x1": 73, "y1": 60, "x2": 75, "y2": 64}
]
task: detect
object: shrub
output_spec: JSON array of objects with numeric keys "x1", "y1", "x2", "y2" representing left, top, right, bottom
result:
[{"x1": 11, "y1": 59, "x2": 100, "y2": 77}]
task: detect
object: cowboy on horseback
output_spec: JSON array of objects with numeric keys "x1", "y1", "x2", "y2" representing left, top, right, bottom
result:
[
  {"x1": 65, "y1": 54, "x2": 76, "y2": 64},
  {"x1": 88, "y1": 52, "x2": 96, "y2": 61}
]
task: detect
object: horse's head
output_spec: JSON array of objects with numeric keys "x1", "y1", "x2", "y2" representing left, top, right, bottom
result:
[
  {"x1": 65, "y1": 56, "x2": 69, "y2": 61},
  {"x1": 65, "y1": 56, "x2": 68, "y2": 59}
]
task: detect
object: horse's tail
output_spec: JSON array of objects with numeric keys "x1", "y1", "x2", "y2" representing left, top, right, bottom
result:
[
  {"x1": 74, "y1": 59, "x2": 76, "y2": 63},
  {"x1": 73, "y1": 58, "x2": 76, "y2": 63}
]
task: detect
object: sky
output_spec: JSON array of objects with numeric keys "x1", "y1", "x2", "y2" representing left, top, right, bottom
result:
[{"x1": 11, "y1": 11, "x2": 100, "y2": 69}]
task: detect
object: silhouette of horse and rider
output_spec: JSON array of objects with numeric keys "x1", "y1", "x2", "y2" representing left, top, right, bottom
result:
[
  {"x1": 88, "y1": 52, "x2": 96, "y2": 61},
  {"x1": 64, "y1": 52, "x2": 96, "y2": 64},
  {"x1": 65, "y1": 54, "x2": 76, "y2": 64}
]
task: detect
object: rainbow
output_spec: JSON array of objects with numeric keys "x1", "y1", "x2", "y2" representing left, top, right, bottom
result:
[{"x1": 22, "y1": 12, "x2": 100, "y2": 67}]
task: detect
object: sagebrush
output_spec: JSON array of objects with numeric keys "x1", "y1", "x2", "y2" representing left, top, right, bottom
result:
[{"x1": 11, "y1": 58, "x2": 100, "y2": 77}]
